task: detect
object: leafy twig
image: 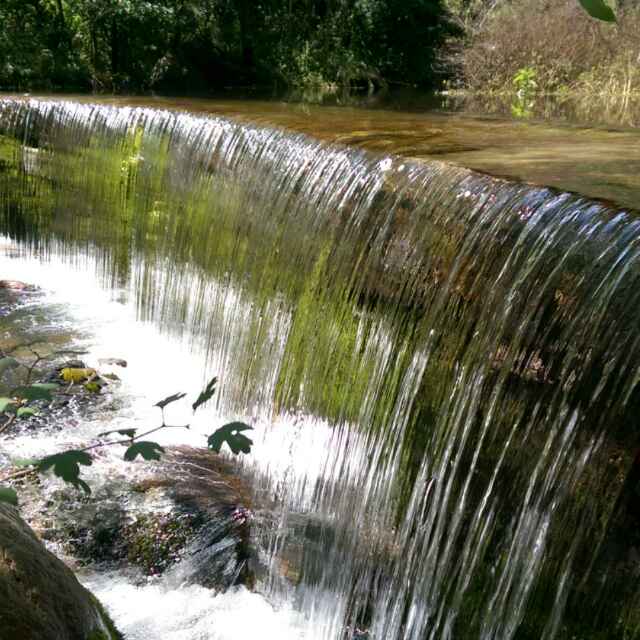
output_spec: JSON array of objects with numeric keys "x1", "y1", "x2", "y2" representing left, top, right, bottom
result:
[
  {"x1": 0, "y1": 376, "x2": 253, "y2": 505},
  {"x1": 0, "y1": 414, "x2": 17, "y2": 436},
  {"x1": 80, "y1": 423, "x2": 189, "y2": 454}
]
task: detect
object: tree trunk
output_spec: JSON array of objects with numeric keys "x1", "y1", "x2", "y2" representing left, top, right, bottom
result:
[
  {"x1": 110, "y1": 17, "x2": 119, "y2": 77},
  {"x1": 237, "y1": 0, "x2": 254, "y2": 68}
]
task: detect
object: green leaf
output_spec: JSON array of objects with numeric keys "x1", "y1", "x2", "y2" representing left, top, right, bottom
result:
[
  {"x1": 14, "y1": 383, "x2": 58, "y2": 402},
  {"x1": 0, "y1": 397, "x2": 18, "y2": 413},
  {"x1": 192, "y1": 377, "x2": 217, "y2": 413},
  {"x1": 0, "y1": 486, "x2": 18, "y2": 506},
  {"x1": 578, "y1": 0, "x2": 615, "y2": 21},
  {"x1": 123, "y1": 441, "x2": 165, "y2": 461},
  {"x1": 14, "y1": 386, "x2": 51, "y2": 401},
  {"x1": 84, "y1": 382, "x2": 101, "y2": 393},
  {"x1": 16, "y1": 407, "x2": 37, "y2": 418},
  {"x1": 155, "y1": 392, "x2": 186, "y2": 409},
  {"x1": 207, "y1": 422, "x2": 253, "y2": 455},
  {"x1": 0, "y1": 357, "x2": 19, "y2": 374},
  {"x1": 38, "y1": 450, "x2": 93, "y2": 493}
]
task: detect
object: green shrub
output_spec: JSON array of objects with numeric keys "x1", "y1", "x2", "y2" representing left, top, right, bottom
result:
[{"x1": 461, "y1": 0, "x2": 640, "y2": 95}]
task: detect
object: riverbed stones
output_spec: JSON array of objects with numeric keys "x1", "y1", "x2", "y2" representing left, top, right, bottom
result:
[{"x1": 0, "y1": 503, "x2": 121, "y2": 640}]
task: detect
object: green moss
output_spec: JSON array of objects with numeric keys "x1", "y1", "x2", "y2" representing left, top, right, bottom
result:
[
  {"x1": 125, "y1": 512, "x2": 199, "y2": 575},
  {"x1": 89, "y1": 594, "x2": 123, "y2": 640},
  {"x1": 0, "y1": 134, "x2": 19, "y2": 168}
]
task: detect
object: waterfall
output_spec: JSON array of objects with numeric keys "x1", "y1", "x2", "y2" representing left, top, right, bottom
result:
[{"x1": 1, "y1": 98, "x2": 640, "y2": 640}]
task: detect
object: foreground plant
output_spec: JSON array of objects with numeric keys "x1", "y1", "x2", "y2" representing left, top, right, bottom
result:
[
  {"x1": 578, "y1": 0, "x2": 616, "y2": 22},
  {"x1": 0, "y1": 375, "x2": 253, "y2": 505}
]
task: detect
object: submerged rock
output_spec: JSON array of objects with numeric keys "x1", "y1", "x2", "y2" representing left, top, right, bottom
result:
[
  {"x1": 97, "y1": 358, "x2": 127, "y2": 368},
  {"x1": 0, "y1": 504, "x2": 121, "y2": 640},
  {"x1": 22, "y1": 446, "x2": 256, "y2": 592}
]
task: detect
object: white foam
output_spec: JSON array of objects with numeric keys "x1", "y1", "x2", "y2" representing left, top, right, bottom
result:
[{"x1": 81, "y1": 571, "x2": 307, "y2": 640}]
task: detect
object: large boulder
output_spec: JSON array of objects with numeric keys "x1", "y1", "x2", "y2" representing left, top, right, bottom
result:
[{"x1": 0, "y1": 504, "x2": 120, "y2": 640}]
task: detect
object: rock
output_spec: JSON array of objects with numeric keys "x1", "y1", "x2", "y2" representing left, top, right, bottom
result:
[
  {"x1": 0, "y1": 504, "x2": 121, "y2": 640},
  {"x1": 97, "y1": 358, "x2": 127, "y2": 368},
  {"x1": 0, "y1": 280, "x2": 33, "y2": 292},
  {"x1": 123, "y1": 511, "x2": 200, "y2": 575},
  {"x1": 122, "y1": 448, "x2": 257, "y2": 589},
  {"x1": 159, "y1": 447, "x2": 256, "y2": 590},
  {"x1": 21, "y1": 447, "x2": 256, "y2": 591},
  {"x1": 56, "y1": 360, "x2": 88, "y2": 371}
]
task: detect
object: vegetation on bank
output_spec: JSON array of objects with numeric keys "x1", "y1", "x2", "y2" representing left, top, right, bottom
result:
[
  {"x1": 0, "y1": 0, "x2": 631, "y2": 98},
  {"x1": 0, "y1": 0, "x2": 458, "y2": 93},
  {"x1": 458, "y1": 0, "x2": 640, "y2": 97}
]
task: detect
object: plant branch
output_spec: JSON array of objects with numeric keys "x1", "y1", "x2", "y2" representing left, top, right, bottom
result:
[
  {"x1": 23, "y1": 349, "x2": 44, "y2": 385},
  {"x1": 78, "y1": 423, "x2": 189, "y2": 454},
  {"x1": 0, "y1": 466, "x2": 37, "y2": 483},
  {"x1": 0, "y1": 414, "x2": 17, "y2": 436},
  {"x1": 0, "y1": 423, "x2": 190, "y2": 484}
]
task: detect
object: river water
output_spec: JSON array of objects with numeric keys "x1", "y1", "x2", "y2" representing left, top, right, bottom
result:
[
  {"x1": 4, "y1": 91, "x2": 640, "y2": 208},
  {"x1": 0, "y1": 241, "x2": 314, "y2": 639},
  {"x1": 1, "y1": 96, "x2": 640, "y2": 640}
]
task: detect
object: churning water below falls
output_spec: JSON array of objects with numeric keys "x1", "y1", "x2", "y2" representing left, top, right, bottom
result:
[{"x1": 1, "y1": 98, "x2": 640, "y2": 640}]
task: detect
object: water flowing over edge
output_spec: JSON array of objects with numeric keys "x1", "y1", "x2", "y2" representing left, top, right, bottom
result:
[{"x1": 1, "y1": 98, "x2": 640, "y2": 640}]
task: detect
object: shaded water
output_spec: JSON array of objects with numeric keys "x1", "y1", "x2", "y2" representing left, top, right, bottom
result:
[{"x1": 1, "y1": 98, "x2": 640, "y2": 639}]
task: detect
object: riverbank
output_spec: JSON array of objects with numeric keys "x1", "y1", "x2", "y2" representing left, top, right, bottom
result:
[
  {"x1": 440, "y1": 89, "x2": 640, "y2": 128},
  {"x1": 457, "y1": 0, "x2": 639, "y2": 97}
]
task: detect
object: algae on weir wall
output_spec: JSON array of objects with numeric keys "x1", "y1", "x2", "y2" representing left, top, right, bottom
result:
[{"x1": 1, "y1": 98, "x2": 640, "y2": 639}]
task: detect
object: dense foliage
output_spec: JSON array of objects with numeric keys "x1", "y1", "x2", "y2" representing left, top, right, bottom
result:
[{"x1": 0, "y1": 0, "x2": 458, "y2": 93}]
